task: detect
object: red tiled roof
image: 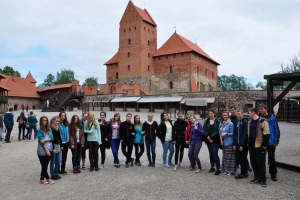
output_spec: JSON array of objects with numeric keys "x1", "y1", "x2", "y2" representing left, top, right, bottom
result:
[
  {"x1": 25, "y1": 71, "x2": 37, "y2": 83},
  {"x1": 153, "y1": 32, "x2": 220, "y2": 65},
  {"x1": 1, "y1": 74, "x2": 40, "y2": 98},
  {"x1": 37, "y1": 83, "x2": 73, "y2": 92},
  {"x1": 209, "y1": 83, "x2": 216, "y2": 88},
  {"x1": 134, "y1": 5, "x2": 156, "y2": 26},
  {"x1": 104, "y1": 52, "x2": 119, "y2": 65},
  {"x1": 0, "y1": 85, "x2": 10, "y2": 91}
]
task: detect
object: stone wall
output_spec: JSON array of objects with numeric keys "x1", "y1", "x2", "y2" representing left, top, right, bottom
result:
[{"x1": 2, "y1": 97, "x2": 42, "y2": 112}]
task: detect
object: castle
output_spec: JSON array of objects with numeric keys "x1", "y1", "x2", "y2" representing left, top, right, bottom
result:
[{"x1": 100, "y1": 0, "x2": 219, "y2": 96}]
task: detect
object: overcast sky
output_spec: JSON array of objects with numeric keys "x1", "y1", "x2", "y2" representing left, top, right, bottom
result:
[{"x1": 0, "y1": 0, "x2": 299, "y2": 87}]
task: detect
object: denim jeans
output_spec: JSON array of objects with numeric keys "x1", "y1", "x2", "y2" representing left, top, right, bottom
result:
[
  {"x1": 145, "y1": 140, "x2": 156, "y2": 164},
  {"x1": 110, "y1": 139, "x2": 120, "y2": 164},
  {"x1": 5, "y1": 126, "x2": 13, "y2": 141},
  {"x1": 207, "y1": 142, "x2": 220, "y2": 170},
  {"x1": 188, "y1": 142, "x2": 202, "y2": 169},
  {"x1": 0, "y1": 127, "x2": 2, "y2": 139},
  {"x1": 29, "y1": 125, "x2": 37, "y2": 140},
  {"x1": 50, "y1": 151, "x2": 61, "y2": 177},
  {"x1": 162, "y1": 140, "x2": 174, "y2": 165},
  {"x1": 71, "y1": 143, "x2": 82, "y2": 168}
]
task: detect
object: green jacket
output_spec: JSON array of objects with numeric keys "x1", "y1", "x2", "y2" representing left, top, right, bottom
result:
[{"x1": 203, "y1": 118, "x2": 220, "y2": 143}]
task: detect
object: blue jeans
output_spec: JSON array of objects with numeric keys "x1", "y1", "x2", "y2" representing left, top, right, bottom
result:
[
  {"x1": 29, "y1": 125, "x2": 37, "y2": 140},
  {"x1": 207, "y1": 142, "x2": 220, "y2": 170},
  {"x1": 50, "y1": 151, "x2": 61, "y2": 177},
  {"x1": 145, "y1": 140, "x2": 156, "y2": 164},
  {"x1": 0, "y1": 127, "x2": 2, "y2": 139},
  {"x1": 188, "y1": 142, "x2": 202, "y2": 169},
  {"x1": 110, "y1": 139, "x2": 120, "y2": 164},
  {"x1": 162, "y1": 140, "x2": 174, "y2": 165},
  {"x1": 71, "y1": 143, "x2": 82, "y2": 168}
]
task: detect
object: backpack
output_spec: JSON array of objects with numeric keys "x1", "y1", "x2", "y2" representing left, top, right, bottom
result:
[{"x1": 19, "y1": 117, "x2": 24, "y2": 125}]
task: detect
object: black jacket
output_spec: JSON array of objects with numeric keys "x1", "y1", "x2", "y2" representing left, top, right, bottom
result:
[
  {"x1": 233, "y1": 117, "x2": 248, "y2": 147},
  {"x1": 142, "y1": 121, "x2": 158, "y2": 141},
  {"x1": 98, "y1": 120, "x2": 111, "y2": 141},
  {"x1": 230, "y1": 114, "x2": 237, "y2": 124},
  {"x1": 173, "y1": 119, "x2": 187, "y2": 142},
  {"x1": 157, "y1": 120, "x2": 175, "y2": 143},
  {"x1": 119, "y1": 121, "x2": 135, "y2": 143},
  {"x1": 51, "y1": 128, "x2": 62, "y2": 148}
]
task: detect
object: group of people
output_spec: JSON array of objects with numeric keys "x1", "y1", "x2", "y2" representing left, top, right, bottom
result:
[{"x1": 34, "y1": 104, "x2": 279, "y2": 187}]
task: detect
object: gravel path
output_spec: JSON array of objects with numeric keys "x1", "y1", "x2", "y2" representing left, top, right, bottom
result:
[{"x1": 0, "y1": 110, "x2": 299, "y2": 200}]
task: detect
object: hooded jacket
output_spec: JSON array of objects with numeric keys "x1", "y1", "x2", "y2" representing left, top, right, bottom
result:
[
  {"x1": 189, "y1": 121, "x2": 205, "y2": 143},
  {"x1": 233, "y1": 117, "x2": 248, "y2": 147},
  {"x1": 247, "y1": 118, "x2": 270, "y2": 148},
  {"x1": 143, "y1": 120, "x2": 158, "y2": 141},
  {"x1": 4, "y1": 112, "x2": 14, "y2": 127},
  {"x1": 261, "y1": 114, "x2": 280, "y2": 145},
  {"x1": 173, "y1": 118, "x2": 188, "y2": 142}
]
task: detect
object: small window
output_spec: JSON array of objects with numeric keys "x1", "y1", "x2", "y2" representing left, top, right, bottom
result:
[
  {"x1": 205, "y1": 69, "x2": 208, "y2": 76},
  {"x1": 128, "y1": 38, "x2": 131, "y2": 45},
  {"x1": 144, "y1": 27, "x2": 146, "y2": 30},
  {"x1": 158, "y1": 57, "x2": 160, "y2": 60},
  {"x1": 169, "y1": 82, "x2": 173, "y2": 89},
  {"x1": 152, "y1": 31, "x2": 154, "y2": 34},
  {"x1": 116, "y1": 72, "x2": 118, "y2": 79},
  {"x1": 148, "y1": 53, "x2": 150, "y2": 58},
  {"x1": 182, "y1": 53, "x2": 184, "y2": 57},
  {"x1": 212, "y1": 72, "x2": 215, "y2": 79},
  {"x1": 127, "y1": 52, "x2": 130, "y2": 57},
  {"x1": 148, "y1": 29, "x2": 150, "y2": 32},
  {"x1": 170, "y1": 66, "x2": 173, "y2": 73},
  {"x1": 124, "y1": 29, "x2": 125, "y2": 33},
  {"x1": 134, "y1": 26, "x2": 136, "y2": 30},
  {"x1": 129, "y1": 28, "x2": 131, "y2": 31},
  {"x1": 148, "y1": 66, "x2": 150, "y2": 71},
  {"x1": 148, "y1": 40, "x2": 150, "y2": 45},
  {"x1": 128, "y1": 65, "x2": 130, "y2": 71},
  {"x1": 166, "y1": 55, "x2": 168, "y2": 59},
  {"x1": 173, "y1": 54, "x2": 176, "y2": 58}
]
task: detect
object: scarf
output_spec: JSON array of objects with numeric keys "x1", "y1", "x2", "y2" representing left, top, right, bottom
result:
[
  {"x1": 147, "y1": 120, "x2": 154, "y2": 125},
  {"x1": 221, "y1": 118, "x2": 231, "y2": 128},
  {"x1": 51, "y1": 123, "x2": 59, "y2": 132}
]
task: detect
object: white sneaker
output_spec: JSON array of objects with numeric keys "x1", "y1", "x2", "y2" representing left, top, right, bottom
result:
[
  {"x1": 173, "y1": 165, "x2": 178, "y2": 171},
  {"x1": 99, "y1": 164, "x2": 104, "y2": 169},
  {"x1": 164, "y1": 163, "x2": 170, "y2": 168},
  {"x1": 29, "y1": 140, "x2": 31, "y2": 142},
  {"x1": 47, "y1": 179, "x2": 55, "y2": 184},
  {"x1": 179, "y1": 162, "x2": 183, "y2": 168},
  {"x1": 223, "y1": 172, "x2": 227, "y2": 175}
]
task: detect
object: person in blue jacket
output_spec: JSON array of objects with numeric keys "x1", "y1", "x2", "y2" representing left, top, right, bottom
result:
[
  {"x1": 258, "y1": 104, "x2": 280, "y2": 181},
  {"x1": 133, "y1": 115, "x2": 145, "y2": 166},
  {"x1": 4, "y1": 108, "x2": 14, "y2": 143},
  {"x1": 219, "y1": 111, "x2": 236, "y2": 175}
]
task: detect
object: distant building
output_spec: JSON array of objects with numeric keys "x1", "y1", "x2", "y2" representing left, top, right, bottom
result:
[{"x1": 101, "y1": 0, "x2": 220, "y2": 95}]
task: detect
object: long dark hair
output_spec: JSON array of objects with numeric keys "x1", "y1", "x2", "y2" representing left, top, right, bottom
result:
[
  {"x1": 160, "y1": 112, "x2": 168, "y2": 122},
  {"x1": 69, "y1": 115, "x2": 82, "y2": 135},
  {"x1": 39, "y1": 116, "x2": 50, "y2": 133},
  {"x1": 59, "y1": 111, "x2": 69, "y2": 126}
]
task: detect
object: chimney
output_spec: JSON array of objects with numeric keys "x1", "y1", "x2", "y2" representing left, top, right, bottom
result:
[{"x1": 12, "y1": 73, "x2": 17, "y2": 82}]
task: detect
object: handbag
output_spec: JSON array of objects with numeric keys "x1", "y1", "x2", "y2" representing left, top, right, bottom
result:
[
  {"x1": 37, "y1": 142, "x2": 46, "y2": 156},
  {"x1": 25, "y1": 122, "x2": 29, "y2": 129},
  {"x1": 3, "y1": 125, "x2": 7, "y2": 133},
  {"x1": 106, "y1": 140, "x2": 111, "y2": 149}
]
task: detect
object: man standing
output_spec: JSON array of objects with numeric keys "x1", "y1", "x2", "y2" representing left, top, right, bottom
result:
[
  {"x1": 80, "y1": 113, "x2": 88, "y2": 169},
  {"x1": 229, "y1": 106, "x2": 237, "y2": 123},
  {"x1": 258, "y1": 104, "x2": 280, "y2": 181},
  {"x1": 4, "y1": 108, "x2": 14, "y2": 143},
  {"x1": 248, "y1": 108, "x2": 270, "y2": 187},
  {"x1": 120, "y1": 113, "x2": 135, "y2": 168}
]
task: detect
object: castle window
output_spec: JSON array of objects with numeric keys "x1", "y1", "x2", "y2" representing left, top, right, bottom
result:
[
  {"x1": 158, "y1": 57, "x2": 160, "y2": 60},
  {"x1": 173, "y1": 54, "x2": 176, "y2": 58},
  {"x1": 205, "y1": 69, "x2": 208, "y2": 76},
  {"x1": 134, "y1": 26, "x2": 136, "y2": 30},
  {"x1": 148, "y1": 40, "x2": 150, "y2": 45},
  {"x1": 128, "y1": 65, "x2": 130, "y2": 71},
  {"x1": 152, "y1": 31, "x2": 154, "y2": 34},
  {"x1": 144, "y1": 27, "x2": 146, "y2": 30},
  {"x1": 124, "y1": 29, "x2": 125, "y2": 33},
  {"x1": 170, "y1": 66, "x2": 173, "y2": 73},
  {"x1": 212, "y1": 72, "x2": 215, "y2": 79},
  {"x1": 129, "y1": 28, "x2": 131, "y2": 31},
  {"x1": 148, "y1": 29, "x2": 150, "y2": 32},
  {"x1": 182, "y1": 53, "x2": 184, "y2": 57},
  {"x1": 116, "y1": 72, "x2": 118, "y2": 79},
  {"x1": 128, "y1": 52, "x2": 130, "y2": 57},
  {"x1": 169, "y1": 82, "x2": 173, "y2": 89},
  {"x1": 128, "y1": 38, "x2": 131, "y2": 45},
  {"x1": 166, "y1": 55, "x2": 168, "y2": 59},
  {"x1": 148, "y1": 53, "x2": 150, "y2": 58},
  {"x1": 148, "y1": 66, "x2": 150, "y2": 71}
]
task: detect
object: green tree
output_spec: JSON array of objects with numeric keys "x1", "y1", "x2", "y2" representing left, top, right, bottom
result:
[
  {"x1": 0, "y1": 66, "x2": 21, "y2": 77},
  {"x1": 55, "y1": 69, "x2": 75, "y2": 85},
  {"x1": 38, "y1": 74, "x2": 56, "y2": 88},
  {"x1": 255, "y1": 81, "x2": 267, "y2": 90},
  {"x1": 83, "y1": 77, "x2": 99, "y2": 88},
  {"x1": 218, "y1": 74, "x2": 254, "y2": 91},
  {"x1": 279, "y1": 52, "x2": 300, "y2": 90}
]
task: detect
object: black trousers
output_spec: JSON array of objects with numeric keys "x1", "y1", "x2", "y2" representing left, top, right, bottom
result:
[
  {"x1": 235, "y1": 145, "x2": 248, "y2": 175},
  {"x1": 249, "y1": 146, "x2": 267, "y2": 182},
  {"x1": 38, "y1": 155, "x2": 51, "y2": 180},
  {"x1": 60, "y1": 142, "x2": 69, "y2": 171},
  {"x1": 18, "y1": 124, "x2": 26, "y2": 140},
  {"x1": 121, "y1": 141, "x2": 133, "y2": 164},
  {"x1": 134, "y1": 143, "x2": 144, "y2": 162},
  {"x1": 99, "y1": 142, "x2": 106, "y2": 164},
  {"x1": 267, "y1": 145, "x2": 277, "y2": 175},
  {"x1": 174, "y1": 138, "x2": 185, "y2": 165},
  {"x1": 88, "y1": 141, "x2": 99, "y2": 168}
]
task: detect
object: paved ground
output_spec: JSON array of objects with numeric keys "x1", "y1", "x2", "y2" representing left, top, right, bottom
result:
[{"x1": 0, "y1": 110, "x2": 299, "y2": 200}]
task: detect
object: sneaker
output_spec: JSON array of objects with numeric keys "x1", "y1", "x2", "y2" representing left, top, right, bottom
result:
[
  {"x1": 227, "y1": 173, "x2": 233, "y2": 176},
  {"x1": 77, "y1": 168, "x2": 81, "y2": 173},
  {"x1": 250, "y1": 178, "x2": 260, "y2": 184},
  {"x1": 73, "y1": 168, "x2": 78, "y2": 174},
  {"x1": 164, "y1": 163, "x2": 170, "y2": 168},
  {"x1": 47, "y1": 179, "x2": 55, "y2": 184},
  {"x1": 152, "y1": 163, "x2": 155, "y2": 167},
  {"x1": 100, "y1": 164, "x2": 104, "y2": 169},
  {"x1": 29, "y1": 140, "x2": 31, "y2": 142},
  {"x1": 116, "y1": 164, "x2": 120, "y2": 168},
  {"x1": 148, "y1": 162, "x2": 152, "y2": 167},
  {"x1": 179, "y1": 162, "x2": 184, "y2": 168},
  {"x1": 95, "y1": 167, "x2": 99, "y2": 171},
  {"x1": 90, "y1": 167, "x2": 94, "y2": 172},
  {"x1": 169, "y1": 162, "x2": 175, "y2": 167},
  {"x1": 131, "y1": 158, "x2": 135, "y2": 167},
  {"x1": 55, "y1": 175, "x2": 62, "y2": 179},
  {"x1": 125, "y1": 163, "x2": 129, "y2": 168},
  {"x1": 82, "y1": 165, "x2": 86, "y2": 170},
  {"x1": 261, "y1": 181, "x2": 268, "y2": 187},
  {"x1": 208, "y1": 168, "x2": 215, "y2": 173},
  {"x1": 195, "y1": 169, "x2": 202, "y2": 173},
  {"x1": 5, "y1": 140, "x2": 11, "y2": 143},
  {"x1": 271, "y1": 174, "x2": 277, "y2": 181},
  {"x1": 173, "y1": 165, "x2": 178, "y2": 171},
  {"x1": 40, "y1": 180, "x2": 48, "y2": 185},
  {"x1": 248, "y1": 167, "x2": 253, "y2": 172},
  {"x1": 51, "y1": 176, "x2": 59, "y2": 180},
  {"x1": 137, "y1": 161, "x2": 142, "y2": 166},
  {"x1": 223, "y1": 172, "x2": 227, "y2": 175},
  {"x1": 62, "y1": 171, "x2": 68, "y2": 175},
  {"x1": 214, "y1": 170, "x2": 221, "y2": 175},
  {"x1": 187, "y1": 167, "x2": 195, "y2": 171},
  {"x1": 235, "y1": 174, "x2": 248, "y2": 179}
]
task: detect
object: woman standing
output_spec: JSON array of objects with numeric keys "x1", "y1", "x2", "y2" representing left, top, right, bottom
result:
[
  {"x1": 28, "y1": 111, "x2": 38, "y2": 141},
  {"x1": 133, "y1": 115, "x2": 145, "y2": 166},
  {"x1": 84, "y1": 111, "x2": 101, "y2": 172},
  {"x1": 158, "y1": 112, "x2": 175, "y2": 168},
  {"x1": 50, "y1": 116, "x2": 63, "y2": 180},
  {"x1": 17, "y1": 112, "x2": 27, "y2": 141},
  {"x1": 98, "y1": 112, "x2": 110, "y2": 169},
  {"x1": 143, "y1": 113, "x2": 158, "y2": 167},
  {"x1": 69, "y1": 115, "x2": 85, "y2": 174},
  {"x1": 37, "y1": 116, "x2": 54, "y2": 184},
  {"x1": 219, "y1": 111, "x2": 236, "y2": 175},
  {"x1": 186, "y1": 115, "x2": 205, "y2": 173},
  {"x1": 58, "y1": 112, "x2": 69, "y2": 175},
  {"x1": 203, "y1": 109, "x2": 221, "y2": 175},
  {"x1": 109, "y1": 113, "x2": 121, "y2": 168}
]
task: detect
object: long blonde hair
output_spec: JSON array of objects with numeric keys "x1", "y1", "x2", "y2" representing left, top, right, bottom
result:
[{"x1": 87, "y1": 111, "x2": 98, "y2": 129}]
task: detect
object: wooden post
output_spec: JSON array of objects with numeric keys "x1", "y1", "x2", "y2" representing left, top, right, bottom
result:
[
  {"x1": 112, "y1": 103, "x2": 114, "y2": 111},
  {"x1": 150, "y1": 103, "x2": 153, "y2": 112},
  {"x1": 124, "y1": 102, "x2": 126, "y2": 111},
  {"x1": 165, "y1": 103, "x2": 167, "y2": 112},
  {"x1": 136, "y1": 103, "x2": 139, "y2": 112},
  {"x1": 180, "y1": 104, "x2": 182, "y2": 112},
  {"x1": 196, "y1": 106, "x2": 199, "y2": 114}
]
